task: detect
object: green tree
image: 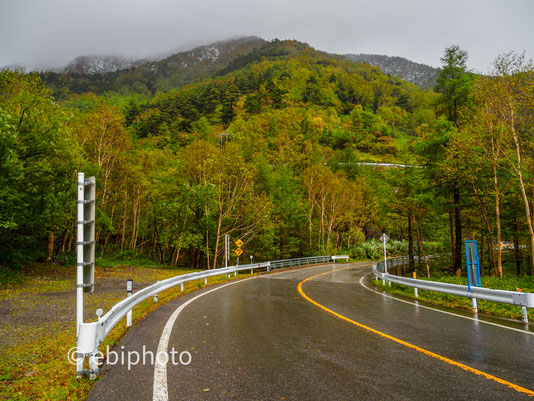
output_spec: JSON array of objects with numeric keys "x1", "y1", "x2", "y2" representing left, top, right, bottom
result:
[
  {"x1": 220, "y1": 84, "x2": 240, "y2": 125},
  {"x1": 434, "y1": 46, "x2": 475, "y2": 276},
  {"x1": 481, "y1": 52, "x2": 534, "y2": 274},
  {"x1": 0, "y1": 71, "x2": 81, "y2": 267},
  {"x1": 435, "y1": 45, "x2": 474, "y2": 129}
]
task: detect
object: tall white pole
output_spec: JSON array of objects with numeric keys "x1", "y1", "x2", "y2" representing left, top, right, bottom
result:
[
  {"x1": 224, "y1": 234, "x2": 229, "y2": 278},
  {"x1": 224, "y1": 234, "x2": 228, "y2": 268},
  {"x1": 76, "y1": 172, "x2": 85, "y2": 375},
  {"x1": 382, "y1": 236, "x2": 388, "y2": 286},
  {"x1": 76, "y1": 172, "x2": 84, "y2": 335},
  {"x1": 383, "y1": 239, "x2": 387, "y2": 274}
]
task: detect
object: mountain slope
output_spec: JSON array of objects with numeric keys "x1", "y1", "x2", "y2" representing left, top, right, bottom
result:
[
  {"x1": 63, "y1": 55, "x2": 145, "y2": 74},
  {"x1": 123, "y1": 39, "x2": 435, "y2": 164},
  {"x1": 40, "y1": 37, "x2": 442, "y2": 97},
  {"x1": 344, "y1": 54, "x2": 440, "y2": 89},
  {"x1": 41, "y1": 36, "x2": 267, "y2": 96}
]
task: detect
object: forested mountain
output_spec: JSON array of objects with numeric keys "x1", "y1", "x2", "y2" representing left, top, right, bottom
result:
[
  {"x1": 344, "y1": 54, "x2": 440, "y2": 89},
  {"x1": 1, "y1": 38, "x2": 533, "y2": 279},
  {"x1": 39, "y1": 37, "x2": 442, "y2": 97},
  {"x1": 40, "y1": 36, "x2": 267, "y2": 97},
  {"x1": 63, "y1": 55, "x2": 146, "y2": 74},
  {"x1": 124, "y1": 39, "x2": 433, "y2": 155}
]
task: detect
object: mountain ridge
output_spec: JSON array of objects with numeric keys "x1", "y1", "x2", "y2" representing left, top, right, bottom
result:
[
  {"x1": 39, "y1": 36, "x2": 267, "y2": 96},
  {"x1": 37, "y1": 37, "x2": 440, "y2": 96},
  {"x1": 63, "y1": 55, "x2": 146, "y2": 74},
  {"x1": 344, "y1": 53, "x2": 440, "y2": 89}
]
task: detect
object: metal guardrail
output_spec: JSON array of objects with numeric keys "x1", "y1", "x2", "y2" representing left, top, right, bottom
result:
[
  {"x1": 269, "y1": 256, "x2": 330, "y2": 269},
  {"x1": 76, "y1": 255, "x2": 332, "y2": 377},
  {"x1": 372, "y1": 256, "x2": 534, "y2": 323}
]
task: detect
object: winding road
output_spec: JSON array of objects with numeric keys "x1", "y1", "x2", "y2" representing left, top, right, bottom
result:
[{"x1": 88, "y1": 262, "x2": 534, "y2": 400}]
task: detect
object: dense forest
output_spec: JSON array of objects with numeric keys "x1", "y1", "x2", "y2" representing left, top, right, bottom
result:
[
  {"x1": 1, "y1": 39, "x2": 533, "y2": 277},
  {"x1": 344, "y1": 53, "x2": 440, "y2": 89}
]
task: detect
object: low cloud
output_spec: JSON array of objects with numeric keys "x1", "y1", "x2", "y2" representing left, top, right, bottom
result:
[{"x1": 1, "y1": 0, "x2": 532, "y2": 72}]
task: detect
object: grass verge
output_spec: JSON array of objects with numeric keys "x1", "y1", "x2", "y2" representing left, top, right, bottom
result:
[
  {"x1": 374, "y1": 274, "x2": 534, "y2": 323},
  {"x1": 0, "y1": 263, "x2": 256, "y2": 401}
]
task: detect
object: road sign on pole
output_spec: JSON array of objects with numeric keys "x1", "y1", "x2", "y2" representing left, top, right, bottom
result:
[
  {"x1": 465, "y1": 241, "x2": 481, "y2": 290},
  {"x1": 234, "y1": 238, "x2": 244, "y2": 266},
  {"x1": 465, "y1": 240, "x2": 481, "y2": 313}
]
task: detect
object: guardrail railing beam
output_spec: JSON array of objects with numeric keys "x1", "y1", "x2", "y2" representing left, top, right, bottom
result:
[
  {"x1": 372, "y1": 257, "x2": 533, "y2": 323},
  {"x1": 76, "y1": 255, "x2": 336, "y2": 378}
]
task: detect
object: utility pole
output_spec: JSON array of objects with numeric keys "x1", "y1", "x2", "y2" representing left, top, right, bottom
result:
[{"x1": 219, "y1": 131, "x2": 231, "y2": 148}]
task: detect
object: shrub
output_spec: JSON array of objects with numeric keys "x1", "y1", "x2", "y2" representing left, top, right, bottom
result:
[{"x1": 347, "y1": 239, "x2": 443, "y2": 261}]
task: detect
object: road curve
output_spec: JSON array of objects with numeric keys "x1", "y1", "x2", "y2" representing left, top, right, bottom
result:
[{"x1": 87, "y1": 262, "x2": 534, "y2": 400}]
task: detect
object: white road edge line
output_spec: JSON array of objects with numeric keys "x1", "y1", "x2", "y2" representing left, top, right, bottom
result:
[
  {"x1": 153, "y1": 263, "x2": 531, "y2": 401},
  {"x1": 152, "y1": 264, "x2": 333, "y2": 401},
  {"x1": 359, "y1": 273, "x2": 533, "y2": 336},
  {"x1": 153, "y1": 277, "x2": 256, "y2": 401}
]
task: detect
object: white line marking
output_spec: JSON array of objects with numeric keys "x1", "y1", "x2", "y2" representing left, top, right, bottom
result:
[
  {"x1": 359, "y1": 273, "x2": 533, "y2": 336},
  {"x1": 153, "y1": 263, "x2": 342, "y2": 400},
  {"x1": 153, "y1": 277, "x2": 255, "y2": 401}
]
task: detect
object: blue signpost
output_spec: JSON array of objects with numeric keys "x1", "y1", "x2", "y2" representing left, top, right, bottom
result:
[
  {"x1": 465, "y1": 240, "x2": 481, "y2": 290},
  {"x1": 465, "y1": 240, "x2": 481, "y2": 312}
]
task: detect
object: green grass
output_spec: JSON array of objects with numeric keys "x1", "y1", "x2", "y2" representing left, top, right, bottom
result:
[
  {"x1": 0, "y1": 261, "x2": 257, "y2": 401},
  {"x1": 0, "y1": 268, "x2": 21, "y2": 285},
  {"x1": 96, "y1": 250, "x2": 179, "y2": 269},
  {"x1": 375, "y1": 273, "x2": 534, "y2": 322}
]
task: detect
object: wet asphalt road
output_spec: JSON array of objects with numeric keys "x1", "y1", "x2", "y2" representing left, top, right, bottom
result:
[{"x1": 87, "y1": 263, "x2": 534, "y2": 400}]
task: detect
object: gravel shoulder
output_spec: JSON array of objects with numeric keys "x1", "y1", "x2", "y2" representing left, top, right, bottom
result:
[{"x1": 0, "y1": 263, "x2": 200, "y2": 400}]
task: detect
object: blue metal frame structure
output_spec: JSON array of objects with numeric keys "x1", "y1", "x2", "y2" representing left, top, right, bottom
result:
[{"x1": 465, "y1": 240, "x2": 481, "y2": 290}]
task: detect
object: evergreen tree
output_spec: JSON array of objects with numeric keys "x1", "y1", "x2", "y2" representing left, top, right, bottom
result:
[
  {"x1": 434, "y1": 45, "x2": 474, "y2": 276},
  {"x1": 220, "y1": 84, "x2": 240, "y2": 125},
  {"x1": 435, "y1": 45, "x2": 474, "y2": 129}
]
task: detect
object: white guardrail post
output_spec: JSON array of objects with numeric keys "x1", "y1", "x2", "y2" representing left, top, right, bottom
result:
[
  {"x1": 76, "y1": 254, "x2": 338, "y2": 378},
  {"x1": 372, "y1": 257, "x2": 533, "y2": 324},
  {"x1": 126, "y1": 279, "x2": 133, "y2": 327}
]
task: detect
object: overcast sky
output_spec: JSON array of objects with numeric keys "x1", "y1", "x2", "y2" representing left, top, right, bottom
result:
[{"x1": 1, "y1": 0, "x2": 532, "y2": 72}]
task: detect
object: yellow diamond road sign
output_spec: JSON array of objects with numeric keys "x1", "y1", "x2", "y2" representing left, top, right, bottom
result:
[
  {"x1": 235, "y1": 248, "x2": 243, "y2": 256},
  {"x1": 235, "y1": 239, "x2": 244, "y2": 248}
]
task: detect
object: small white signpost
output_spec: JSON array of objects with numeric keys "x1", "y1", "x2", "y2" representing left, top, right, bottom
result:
[{"x1": 380, "y1": 233, "x2": 389, "y2": 285}]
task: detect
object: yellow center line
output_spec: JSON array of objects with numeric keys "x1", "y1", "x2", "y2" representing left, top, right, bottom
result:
[{"x1": 297, "y1": 265, "x2": 534, "y2": 398}]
